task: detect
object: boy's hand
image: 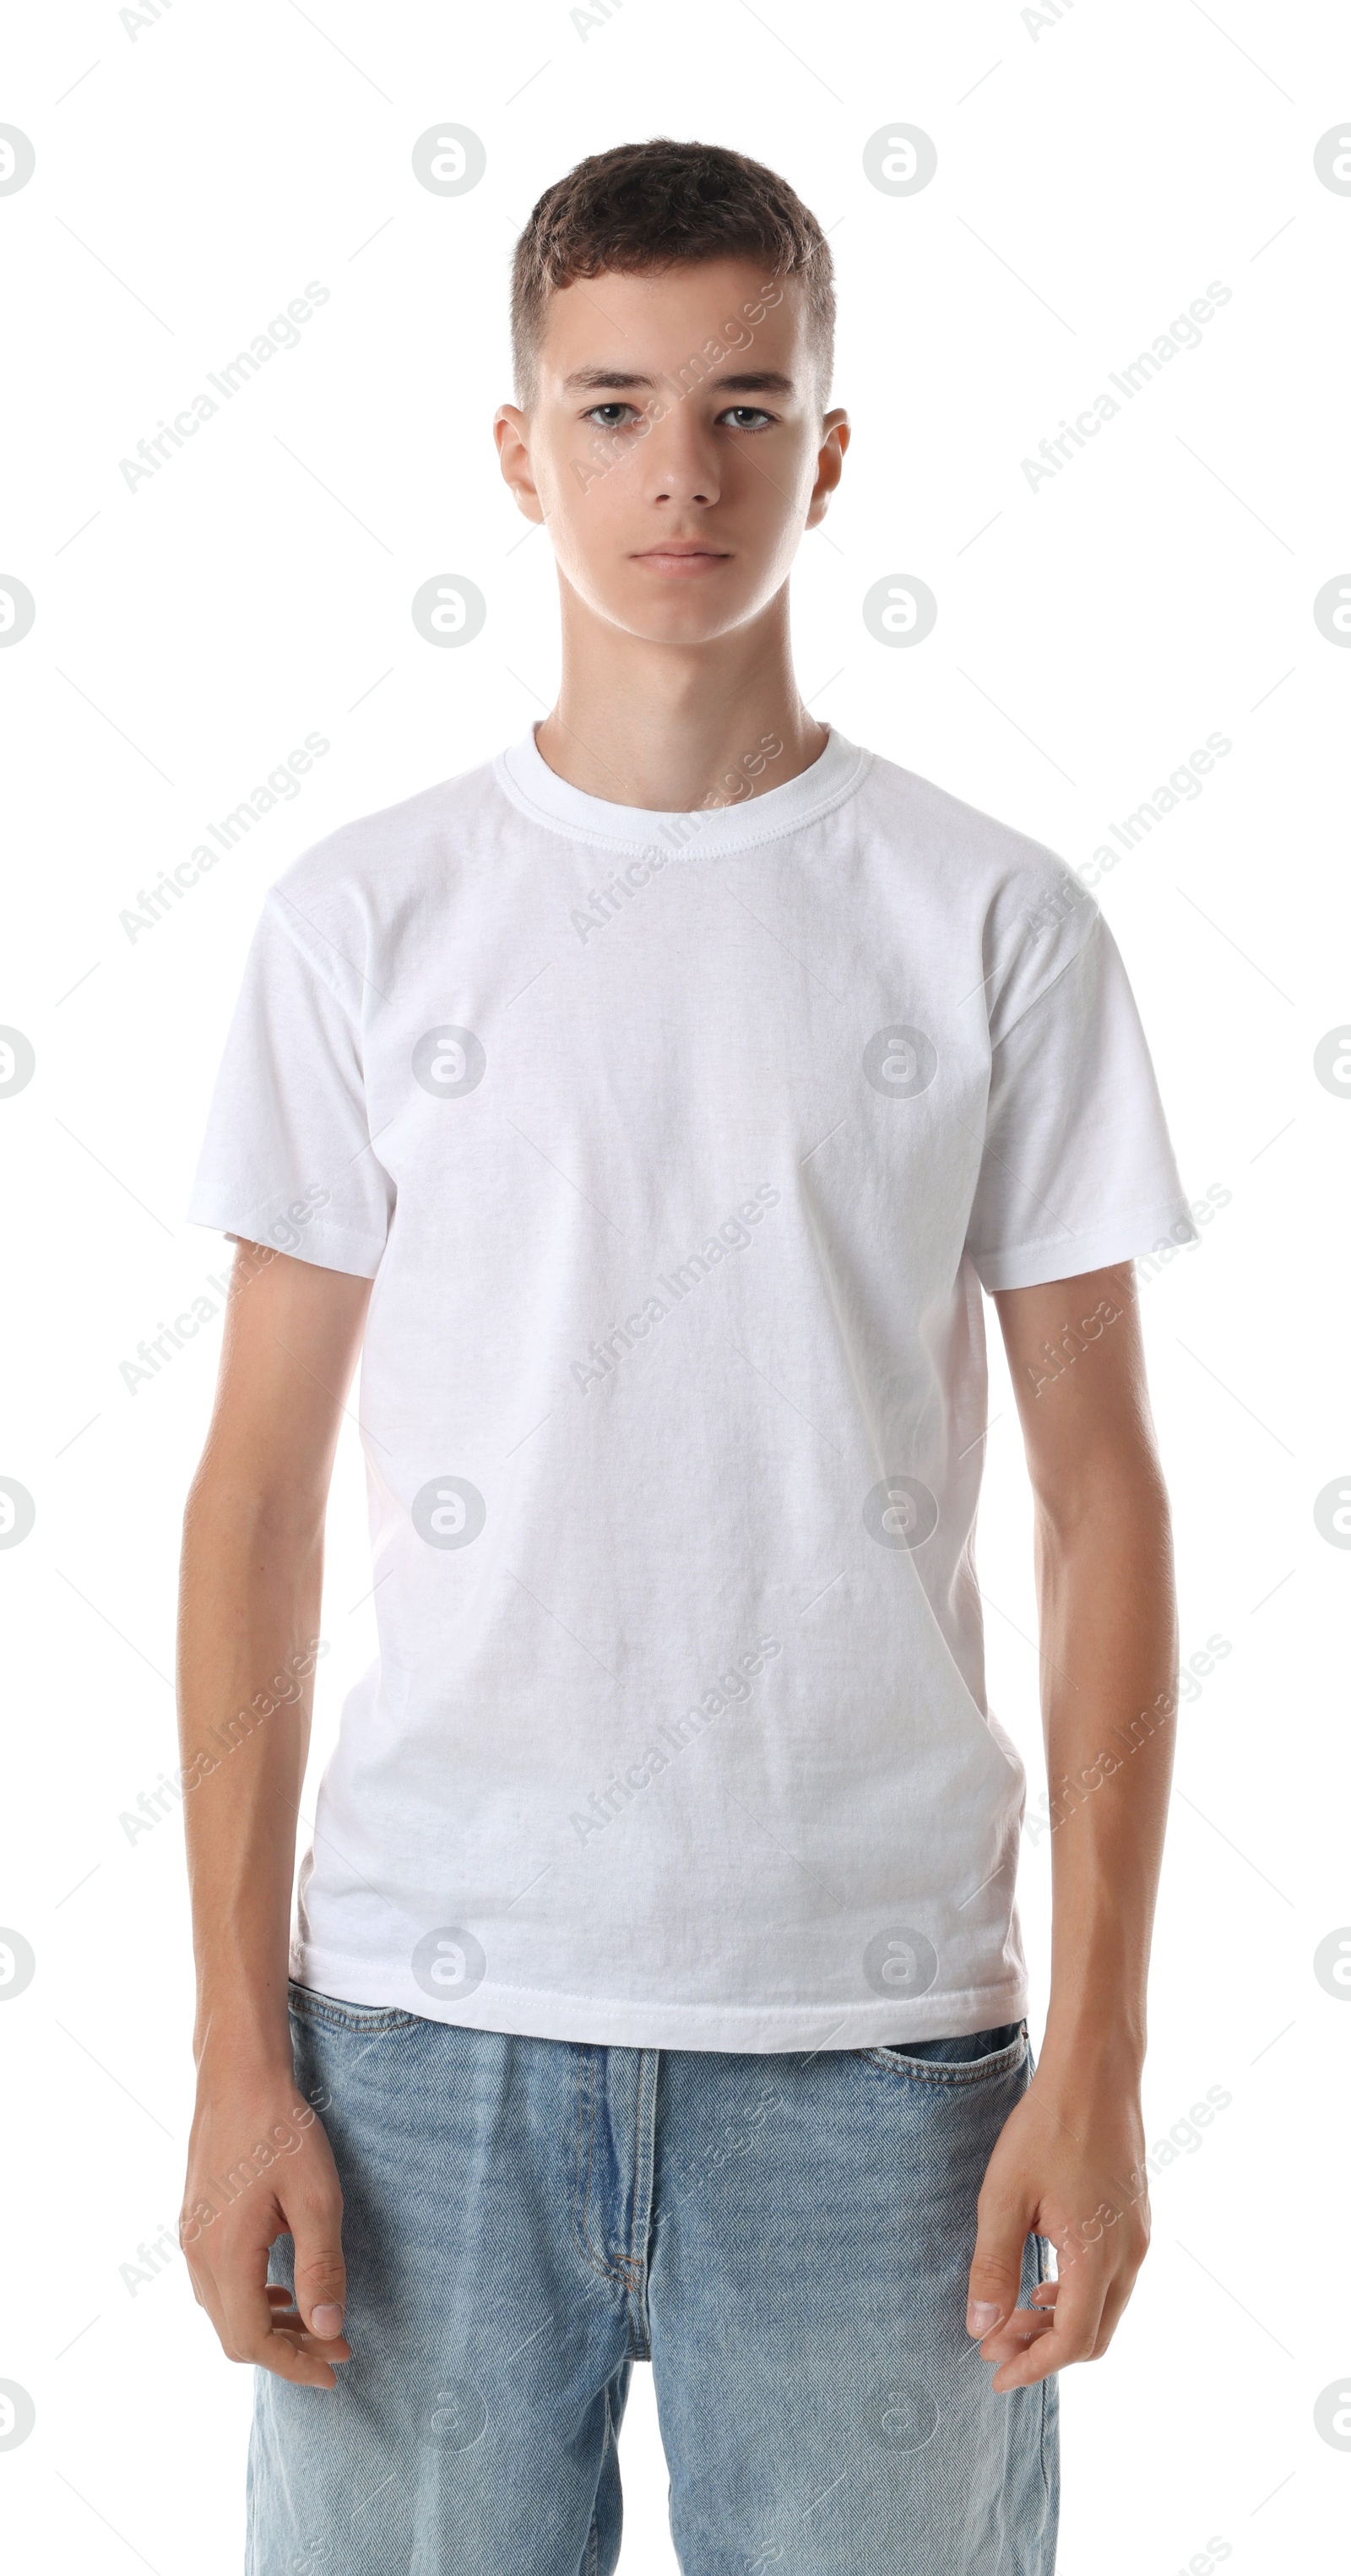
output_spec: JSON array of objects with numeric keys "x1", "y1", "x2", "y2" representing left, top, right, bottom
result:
[
  {"x1": 181, "y1": 2060, "x2": 350, "y2": 2389},
  {"x1": 966, "y1": 2063, "x2": 1150, "y2": 2392}
]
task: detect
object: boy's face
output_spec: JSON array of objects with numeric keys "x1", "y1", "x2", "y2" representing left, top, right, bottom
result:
[{"x1": 496, "y1": 257, "x2": 848, "y2": 646}]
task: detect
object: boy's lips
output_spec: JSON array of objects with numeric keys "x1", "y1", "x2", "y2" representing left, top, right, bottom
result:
[{"x1": 632, "y1": 544, "x2": 731, "y2": 579}]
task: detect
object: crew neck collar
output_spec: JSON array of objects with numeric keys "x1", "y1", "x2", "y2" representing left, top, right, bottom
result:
[{"x1": 493, "y1": 721, "x2": 870, "y2": 858}]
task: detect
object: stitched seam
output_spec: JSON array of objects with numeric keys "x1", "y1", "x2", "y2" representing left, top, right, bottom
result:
[
  {"x1": 989, "y1": 903, "x2": 1102, "y2": 1050},
  {"x1": 295, "y1": 1949, "x2": 1027, "y2": 2023},
  {"x1": 287, "y1": 1997, "x2": 419, "y2": 2035},
  {"x1": 627, "y1": 2052, "x2": 648, "y2": 2283},
  {"x1": 269, "y1": 886, "x2": 366, "y2": 1016},
  {"x1": 198, "y1": 1204, "x2": 386, "y2": 1272},
  {"x1": 570, "y1": 2046, "x2": 598, "y2": 2277},
  {"x1": 492, "y1": 747, "x2": 871, "y2": 861},
  {"x1": 571, "y1": 2047, "x2": 629, "y2": 2290},
  {"x1": 860, "y1": 2041, "x2": 1026, "y2": 2085},
  {"x1": 605, "y1": 2057, "x2": 643, "y2": 2295},
  {"x1": 624, "y1": 2052, "x2": 654, "y2": 2346},
  {"x1": 861, "y1": 2049, "x2": 1022, "y2": 2084},
  {"x1": 968, "y1": 1193, "x2": 1195, "y2": 1269},
  {"x1": 570, "y1": 2046, "x2": 601, "y2": 2279},
  {"x1": 608, "y1": 2050, "x2": 643, "y2": 2290}
]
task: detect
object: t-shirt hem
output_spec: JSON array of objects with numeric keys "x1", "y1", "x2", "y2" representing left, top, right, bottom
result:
[
  {"x1": 187, "y1": 1194, "x2": 385, "y2": 1280},
  {"x1": 969, "y1": 1198, "x2": 1200, "y2": 1294},
  {"x1": 290, "y1": 1947, "x2": 1029, "y2": 2053}
]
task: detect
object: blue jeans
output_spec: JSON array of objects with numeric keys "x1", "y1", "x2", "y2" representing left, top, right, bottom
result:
[{"x1": 249, "y1": 1985, "x2": 1058, "y2": 2573}]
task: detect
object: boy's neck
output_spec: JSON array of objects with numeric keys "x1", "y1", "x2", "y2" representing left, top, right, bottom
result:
[{"x1": 533, "y1": 579, "x2": 828, "y2": 814}]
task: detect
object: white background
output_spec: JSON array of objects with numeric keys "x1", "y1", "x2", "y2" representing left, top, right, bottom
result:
[{"x1": 2, "y1": 2, "x2": 1348, "y2": 2569}]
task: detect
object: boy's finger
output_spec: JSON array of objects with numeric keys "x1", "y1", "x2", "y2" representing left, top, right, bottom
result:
[
  {"x1": 966, "y1": 2199, "x2": 1034, "y2": 2339},
  {"x1": 1085, "y1": 2274, "x2": 1132, "y2": 2356},
  {"x1": 264, "y1": 2288, "x2": 351, "y2": 2361},
  {"x1": 977, "y1": 2303, "x2": 1055, "y2": 2361},
  {"x1": 209, "y1": 2215, "x2": 343, "y2": 2388},
  {"x1": 218, "y1": 2247, "x2": 317, "y2": 2378},
  {"x1": 989, "y1": 2252, "x2": 1107, "y2": 2391},
  {"x1": 289, "y1": 2190, "x2": 347, "y2": 2342}
]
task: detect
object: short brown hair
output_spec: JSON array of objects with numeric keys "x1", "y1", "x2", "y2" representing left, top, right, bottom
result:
[{"x1": 510, "y1": 138, "x2": 833, "y2": 406}]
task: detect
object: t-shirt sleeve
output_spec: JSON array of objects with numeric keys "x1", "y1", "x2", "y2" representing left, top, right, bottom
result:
[
  {"x1": 187, "y1": 889, "x2": 393, "y2": 1277},
  {"x1": 965, "y1": 908, "x2": 1196, "y2": 1293}
]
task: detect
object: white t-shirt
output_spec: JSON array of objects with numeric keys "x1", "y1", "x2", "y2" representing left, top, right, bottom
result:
[{"x1": 189, "y1": 725, "x2": 1195, "y2": 2052}]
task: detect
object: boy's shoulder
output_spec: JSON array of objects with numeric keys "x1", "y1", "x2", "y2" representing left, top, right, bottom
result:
[
  {"x1": 857, "y1": 745, "x2": 1081, "y2": 905},
  {"x1": 269, "y1": 750, "x2": 504, "y2": 916},
  {"x1": 856, "y1": 747, "x2": 1100, "y2": 1019},
  {"x1": 275, "y1": 735, "x2": 1080, "y2": 889},
  {"x1": 264, "y1": 736, "x2": 1099, "y2": 1032}
]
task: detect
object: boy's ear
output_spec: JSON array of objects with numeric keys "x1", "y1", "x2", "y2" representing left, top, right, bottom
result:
[
  {"x1": 806, "y1": 410, "x2": 850, "y2": 528},
  {"x1": 494, "y1": 404, "x2": 545, "y2": 524}
]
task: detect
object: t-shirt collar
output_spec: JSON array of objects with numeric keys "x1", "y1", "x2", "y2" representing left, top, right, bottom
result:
[{"x1": 494, "y1": 720, "x2": 869, "y2": 858}]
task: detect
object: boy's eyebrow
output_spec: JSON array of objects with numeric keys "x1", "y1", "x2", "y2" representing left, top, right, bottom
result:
[
  {"x1": 562, "y1": 368, "x2": 658, "y2": 391},
  {"x1": 562, "y1": 366, "x2": 797, "y2": 396},
  {"x1": 709, "y1": 371, "x2": 796, "y2": 395}
]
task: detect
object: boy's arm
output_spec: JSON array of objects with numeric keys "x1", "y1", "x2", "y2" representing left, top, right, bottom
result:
[
  {"x1": 968, "y1": 1262, "x2": 1176, "y2": 2391},
  {"x1": 177, "y1": 1243, "x2": 372, "y2": 2389}
]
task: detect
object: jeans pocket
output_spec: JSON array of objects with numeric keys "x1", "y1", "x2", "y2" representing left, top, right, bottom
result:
[
  {"x1": 287, "y1": 1979, "x2": 424, "y2": 2036},
  {"x1": 860, "y1": 2021, "x2": 1028, "y2": 2086}
]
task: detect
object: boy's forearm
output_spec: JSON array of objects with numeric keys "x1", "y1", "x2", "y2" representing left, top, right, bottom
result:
[
  {"x1": 1033, "y1": 1469, "x2": 1177, "y2": 2084},
  {"x1": 177, "y1": 1479, "x2": 323, "y2": 2073}
]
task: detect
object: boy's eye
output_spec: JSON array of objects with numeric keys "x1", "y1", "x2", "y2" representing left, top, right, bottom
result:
[{"x1": 582, "y1": 399, "x2": 774, "y2": 432}]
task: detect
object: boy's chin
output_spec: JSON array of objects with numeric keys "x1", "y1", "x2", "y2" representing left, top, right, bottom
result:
[{"x1": 593, "y1": 579, "x2": 765, "y2": 649}]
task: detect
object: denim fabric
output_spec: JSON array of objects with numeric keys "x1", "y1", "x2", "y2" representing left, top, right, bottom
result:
[{"x1": 247, "y1": 1986, "x2": 1058, "y2": 2574}]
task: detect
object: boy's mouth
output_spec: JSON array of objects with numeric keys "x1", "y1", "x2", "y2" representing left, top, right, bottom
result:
[{"x1": 632, "y1": 543, "x2": 731, "y2": 579}]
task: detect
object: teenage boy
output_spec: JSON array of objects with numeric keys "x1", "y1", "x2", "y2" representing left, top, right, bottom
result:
[{"x1": 179, "y1": 140, "x2": 1191, "y2": 2575}]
